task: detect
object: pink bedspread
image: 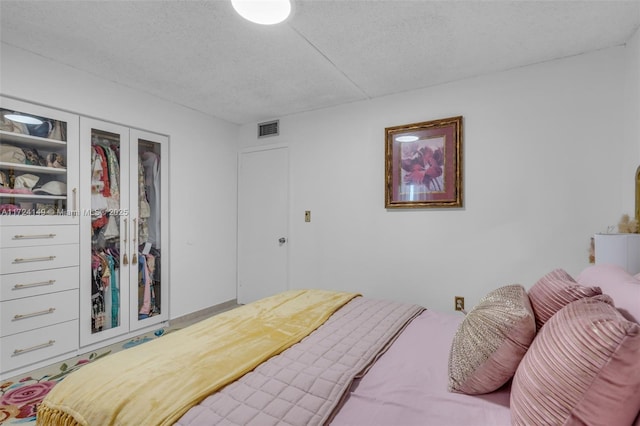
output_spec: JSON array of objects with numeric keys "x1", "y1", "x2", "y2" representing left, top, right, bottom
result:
[{"x1": 331, "y1": 309, "x2": 512, "y2": 426}]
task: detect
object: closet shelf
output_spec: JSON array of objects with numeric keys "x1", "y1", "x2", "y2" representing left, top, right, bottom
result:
[
  {"x1": 0, "y1": 193, "x2": 66, "y2": 200},
  {"x1": 0, "y1": 162, "x2": 67, "y2": 175},
  {"x1": 0, "y1": 130, "x2": 67, "y2": 149}
]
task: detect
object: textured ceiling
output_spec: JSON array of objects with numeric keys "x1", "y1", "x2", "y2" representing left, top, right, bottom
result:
[{"x1": 1, "y1": 1, "x2": 639, "y2": 125}]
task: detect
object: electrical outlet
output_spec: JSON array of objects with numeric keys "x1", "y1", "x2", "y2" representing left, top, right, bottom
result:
[
  {"x1": 304, "y1": 210, "x2": 311, "y2": 222},
  {"x1": 454, "y1": 296, "x2": 465, "y2": 311}
]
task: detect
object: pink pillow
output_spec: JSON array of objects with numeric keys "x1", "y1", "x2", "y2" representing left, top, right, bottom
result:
[
  {"x1": 511, "y1": 296, "x2": 640, "y2": 426},
  {"x1": 577, "y1": 263, "x2": 640, "y2": 322},
  {"x1": 527, "y1": 268, "x2": 601, "y2": 330},
  {"x1": 448, "y1": 284, "x2": 536, "y2": 394}
]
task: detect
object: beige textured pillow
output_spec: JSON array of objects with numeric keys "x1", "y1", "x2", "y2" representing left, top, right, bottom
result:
[{"x1": 448, "y1": 284, "x2": 536, "y2": 395}]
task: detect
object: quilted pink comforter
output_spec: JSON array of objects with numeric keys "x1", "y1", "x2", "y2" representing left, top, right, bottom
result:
[{"x1": 176, "y1": 297, "x2": 424, "y2": 426}]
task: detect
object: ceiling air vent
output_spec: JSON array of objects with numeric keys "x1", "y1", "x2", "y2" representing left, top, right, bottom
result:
[{"x1": 258, "y1": 120, "x2": 279, "y2": 138}]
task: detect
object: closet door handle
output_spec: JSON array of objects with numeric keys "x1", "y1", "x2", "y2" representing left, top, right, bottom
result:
[
  {"x1": 13, "y1": 280, "x2": 56, "y2": 290},
  {"x1": 13, "y1": 234, "x2": 56, "y2": 240},
  {"x1": 13, "y1": 256, "x2": 56, "y2": 263},
  {"x1": 132, "y1": 218, "x2": 138, "y2": 264},
  {"x1": 123, "y1": 218, "x2": 129, "y2": 265},
  {"x1": 13, "y1": 307, "x2": 56, "y2": 320},
  {"x1": 13, "y1": 340, "x2": 55, "y2": 356},
  {"x1": 72, "y1": 187, "x2": 77, "y2": 212}
]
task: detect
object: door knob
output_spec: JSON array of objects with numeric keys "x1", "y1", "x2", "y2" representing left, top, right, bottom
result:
[{"x1": 278, "y1": 237, "x2": 287, "y2": 244}]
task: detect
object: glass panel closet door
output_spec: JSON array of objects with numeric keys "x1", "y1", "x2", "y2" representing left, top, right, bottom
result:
[
  {"x1": 80, "y1": 118, "x2": 130, "y2": 346},
  {"x1": 130, "y1": 129, "x2": 168, "y2": 330}
]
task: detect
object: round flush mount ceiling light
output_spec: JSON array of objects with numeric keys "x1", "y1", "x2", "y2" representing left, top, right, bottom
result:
[
  {"x1": 396, "y1": 135, "x2": 419, "y2": 142},
  {"x1": 231, "y1": 0, "x2": 292, "y2": 25},
  {"x1": 4, "y1": 113, "x2": 43, "y2": 125}
]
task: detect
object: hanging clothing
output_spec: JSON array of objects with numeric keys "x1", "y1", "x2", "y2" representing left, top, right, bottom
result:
[
  {"x1": 141, "y1": 151, "x2": 160, "y2": 248},
  {"x1": 90, "y1": 138, "x2": 123, "y2": 333},
  {"x1": 91, "y1": 147, "x2": 108, "y2": 211},
  {"x1": 103, "y1": 145, "x2": 120, "y2": 204},
  {"x1": 91, "y1": 249, "x2": 120, "y2": 333},
  {"x1": 91, "y1": 253, "x2": 106, "y2": 332},
  {"x1": 92, "y1": 145, "x2": 111, "y2": 198},
  {"x1": 107, "y1": 254, "x2": 119, "y2": 329},
  {"x1": 145, "y1": 253, "x2": 157, "y2": 315},
  {"x1": 138, "y1": 254, "x2": 152, "y2": 318},
  {"x1": 138, "y1": 157, "x2": 151, "y2": 244},
  {"x1": 101, "y1": 254, "x2": 112, "y2": 330}
]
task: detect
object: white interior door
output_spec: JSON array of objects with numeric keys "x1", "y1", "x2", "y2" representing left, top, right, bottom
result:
[{"x1": 237, "y1": 146, "x2": 289, "y2": 304}]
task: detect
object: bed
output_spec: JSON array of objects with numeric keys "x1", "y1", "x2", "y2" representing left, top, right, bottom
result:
[{"x1": 37, "y1": 264, "x2": 640, "y2": 426}]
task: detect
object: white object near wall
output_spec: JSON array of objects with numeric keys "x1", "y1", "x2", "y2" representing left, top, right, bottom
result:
[{"x1": 594, "y1": 233, "x2": 640, "y2": 275}]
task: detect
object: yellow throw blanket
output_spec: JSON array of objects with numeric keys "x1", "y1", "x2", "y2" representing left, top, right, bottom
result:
[{"x1": 37, "y1": 289, "x2": 359, "y2": 426}]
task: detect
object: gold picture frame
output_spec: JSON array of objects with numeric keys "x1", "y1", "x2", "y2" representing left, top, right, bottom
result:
[{"x1": 385, "y1": 116, "x2": 463, "y2": 208}]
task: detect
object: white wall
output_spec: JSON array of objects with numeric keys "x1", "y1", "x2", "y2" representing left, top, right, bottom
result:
[
  {"x1": 3, "y1": 34, "x2": 638, "y2": 318},
  {"x1": 625, "y1": 26, "x2": 640, "y2": 166},
  {"x1": 0, "y1": 44, "x2": 239, "y2": 319},
  {"x1": 238, "y1": 43, "x2": 639, "y2": 312}
]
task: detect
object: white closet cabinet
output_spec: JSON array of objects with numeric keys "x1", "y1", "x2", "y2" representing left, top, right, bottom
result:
[
  {"x1": 0, "y1": 97, "x2": 80, "y2": 378},
  {"x1": 79, "y1": 118, "x2": 168, "y2": 347}
]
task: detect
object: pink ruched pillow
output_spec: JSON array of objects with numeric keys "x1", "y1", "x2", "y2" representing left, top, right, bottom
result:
[
  {"x1": 448, "y1": 284, "x2": 536, "y2": 395},
  {"x1": 527, "y1": 268, "x2": 601, "y2": 329},
  {"x1": 577, "y1": 263, "x2": 640, "y2": 323},
  {"x1": 511, "y1": 296, "x2": 640, "y2": 426}
]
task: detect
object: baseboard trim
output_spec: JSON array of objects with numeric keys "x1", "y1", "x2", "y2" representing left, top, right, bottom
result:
[{"x1": 171, "y1": 299, "x2": 239, "y2": 326}]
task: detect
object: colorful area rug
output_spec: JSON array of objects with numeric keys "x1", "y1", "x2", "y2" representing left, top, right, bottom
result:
[{"x1": 0, "y1": 327, "x2": 168, "y2": 425}]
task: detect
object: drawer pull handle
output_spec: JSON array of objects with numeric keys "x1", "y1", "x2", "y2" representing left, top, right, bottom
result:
[
  {"x1": 13, "y1": 340, "x2": 56, "y2": 356},
  {"x1": 13, "y1": 307, "x2": 56, "y2": 320},
  {"x1": 13, "y1": 280, "x2": 56, "y2": 290},
  {"x1": 13, "y1": 256, "x2": 56, "y2": 263},
  {"x1": 13, "y1": 234, "x2": 57, "y2": 240}
]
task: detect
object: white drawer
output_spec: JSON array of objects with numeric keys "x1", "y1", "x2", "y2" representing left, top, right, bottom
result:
[
  {"x1": 0, "y1": 267, "x2": 78, "y2": 301},
  {"x1": 1, "y1": 225, "x2": 78, "y2": 248},
  {"x1": 0, "y1": 213, "x2": 79, "y2": 227},
  {"x1": 1, "y1": 289, "x2": 78, "y2": 337},
  {"x1": 0, "y1": 244, "x2": 78, "y2": 274},
  {"x1": 1, "y1": 320, "x2": 78, "y2": 373}
]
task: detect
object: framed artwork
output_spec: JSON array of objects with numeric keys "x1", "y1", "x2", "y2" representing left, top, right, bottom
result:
[{"x1": 385, "y1": 116, "x2": 463, "y2": 208}]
